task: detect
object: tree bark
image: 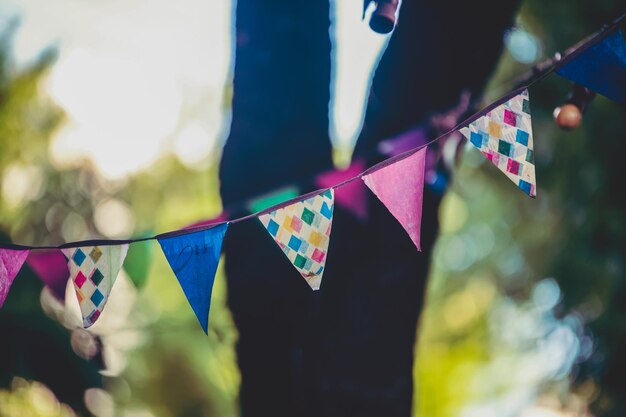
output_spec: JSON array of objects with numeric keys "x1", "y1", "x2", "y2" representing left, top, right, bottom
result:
[{"x1": 220, "y1": 1, "x2": 520, "y2": 416}]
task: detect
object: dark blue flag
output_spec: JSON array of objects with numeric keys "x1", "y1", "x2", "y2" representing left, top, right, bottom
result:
[
  {"x1": 557, "y1": 29, "x2": 626, "y2": 104},
  {"x1": 158, "y1": 223, "x2": 228, "y2": 334}
]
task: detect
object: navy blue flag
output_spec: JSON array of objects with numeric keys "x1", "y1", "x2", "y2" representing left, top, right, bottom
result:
[
  {"x1": 557, "y1": 29, "x2": 626, "y2": 104},
  {"x1": 158, "y1": 223, "x2": 228, "y2": 334}
]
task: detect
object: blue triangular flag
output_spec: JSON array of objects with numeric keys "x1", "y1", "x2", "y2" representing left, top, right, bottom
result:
[
  {"x1": 557, "y1": 29, "x2": 626, "y2": 104},
  {"x1": 158, "y1": 223, "x2": 228, "y2": 334}
]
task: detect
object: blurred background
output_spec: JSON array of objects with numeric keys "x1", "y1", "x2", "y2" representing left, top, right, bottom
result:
[{"x1": 0, "y1": 0, "x2": 624, "y2": 416}]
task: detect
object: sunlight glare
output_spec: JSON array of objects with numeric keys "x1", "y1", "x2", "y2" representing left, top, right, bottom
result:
[
  {"x1": 48, "y1": 49, "x2": 181, "y2": 178},
  {"x1": 329, "y1": 0, "x2": 393, "y2": 166},
  {"x1": 7, "y1": 0, "x2": 234, "y2": 180}
]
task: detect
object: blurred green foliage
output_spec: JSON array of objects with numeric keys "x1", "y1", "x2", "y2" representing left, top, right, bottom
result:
[
  {"x1": 0, "y1": 20, "x2": 239, "y2": 417},
  {"x1": 0, "y1": 378, "x2": 76, "y2": 417},
  {"x1": 414, "y1": 2, "x2": 626, "y2": 417}
]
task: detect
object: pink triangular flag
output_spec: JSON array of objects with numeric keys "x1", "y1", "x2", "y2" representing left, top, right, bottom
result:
[
  {"x1": 0, "y1": 248, "x2": 30, "y2": 307},
  {"x1": 362, "y1": 148, "x2": 426, "y2": 251}
]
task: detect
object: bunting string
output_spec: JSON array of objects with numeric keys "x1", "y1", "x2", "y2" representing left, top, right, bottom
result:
[
  {"x1": 1, "y1": 14, "x2": 624, "y2": 330},
  {"x1": 0, "y1": 14, "x2": 623, "y2": 252}
]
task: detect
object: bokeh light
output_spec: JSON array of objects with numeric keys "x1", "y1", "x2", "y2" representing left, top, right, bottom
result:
[{"x1": 505, "y1": 27, "x2": 541, "y2": 64}]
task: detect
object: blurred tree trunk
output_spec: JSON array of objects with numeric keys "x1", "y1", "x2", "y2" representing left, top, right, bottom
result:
[{"x1": 220, "y1": 1, "x2": 520, "y2": 416}]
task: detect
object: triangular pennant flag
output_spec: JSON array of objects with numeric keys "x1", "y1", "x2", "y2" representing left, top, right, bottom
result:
[
  {"x1": 460, "y1": 89, "x2": 536, "y2": 197},
  {"x1": 26, "y1": 250, "x2": 70, "y2": 300},
  {"x1": 557, "y1": 29, "x2": 626, "y2": 104},
  {"x1": 123, "y1": 239, "x2": 154, "y2": 289},
  {"x1": 316, "y1": 159, "x2": 368, "y2": 220},
  {"x1": 62, "y1": 244, "x2": 128, "y2": 328},
  {"x1": 259, "y1": 189, "x2": 334, "y2": 290},
  {"x1": 362, "y1": 148, "x2": 426, "y2": 251},
  {"x1": 158, "y1": 223, "x2": 228, "y2": 334},
  {"x1": 0, "y1": 248, "x2": 30, "y2": 308}
]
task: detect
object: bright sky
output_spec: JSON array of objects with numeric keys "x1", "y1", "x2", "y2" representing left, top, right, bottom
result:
[
  {"x1": 1, "y1": 0, "x2": 389, "y2": 179},
  {"x1": 330, "y1": 1, "x2": 390, "y2": 162}
]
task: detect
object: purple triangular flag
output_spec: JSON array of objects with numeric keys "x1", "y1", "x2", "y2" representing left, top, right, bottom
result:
[
  {"x1": 362, "y1": 148, "x2": 426, "y2": 251},
  {"x1": 316, "y1": 160, "x2": 368, "y2": 220},
  {"x1": 0, "y1": 248, "x2": 30, "y2": 307},
  {"x1": 26, "y1": 250, "x2": 69, "y2": 300}
]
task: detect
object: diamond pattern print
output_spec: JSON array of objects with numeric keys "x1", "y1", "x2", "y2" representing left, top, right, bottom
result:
[
  {"x1": 90, "y1": 269, "x2": 104, "y2": 286},
  {"x1": 460, "y1": 89, "x2": 536, "y2": 197},
  {"x1": 259, "y1": 189, "x2": 334, "y2": 290},
  {"x1": 75, "y1": 271, "x2": 87, "y2": 288},
  {"x1": 72, "y1": 249, "x2": 86, "y2": 266},
  {"x1": 62, "y1": 244, "x2": 129, "y2": 328},
  {"x1": 90, "y1": 288, "x2": 104, "y2": 306},
  {"x1": 90, "y1": 247, "x2": 102, "y2": 263}
]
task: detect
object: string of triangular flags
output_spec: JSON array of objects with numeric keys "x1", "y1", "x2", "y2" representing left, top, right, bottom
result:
[{"x1": 1, "y1": 18, "x2": 625, "y2": 333}]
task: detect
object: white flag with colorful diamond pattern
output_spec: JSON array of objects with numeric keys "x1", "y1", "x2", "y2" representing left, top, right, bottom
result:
[
  {"x1": 259, "y1": 189, "x2": 334, "y2": 290},
  {"x1": 62, "y1": 244, "x2": 128, "y2": 327},
  {"x1": 460, "y1": 89, "x2": 536, "y2": 197}
]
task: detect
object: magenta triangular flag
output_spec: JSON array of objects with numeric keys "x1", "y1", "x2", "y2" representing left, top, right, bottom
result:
[
  {"x1": 26, "y1": 250, "x2": 70, "y2": 300},
  {"x1": 316, "y1": 159, "x2": 368, "y2": 220},
  {"x1": 0, "y1": 248, "x2": 30, "y2": 307},
  {"x1": 362, "y1": 148, "x2": 426, "y2": 251}
]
